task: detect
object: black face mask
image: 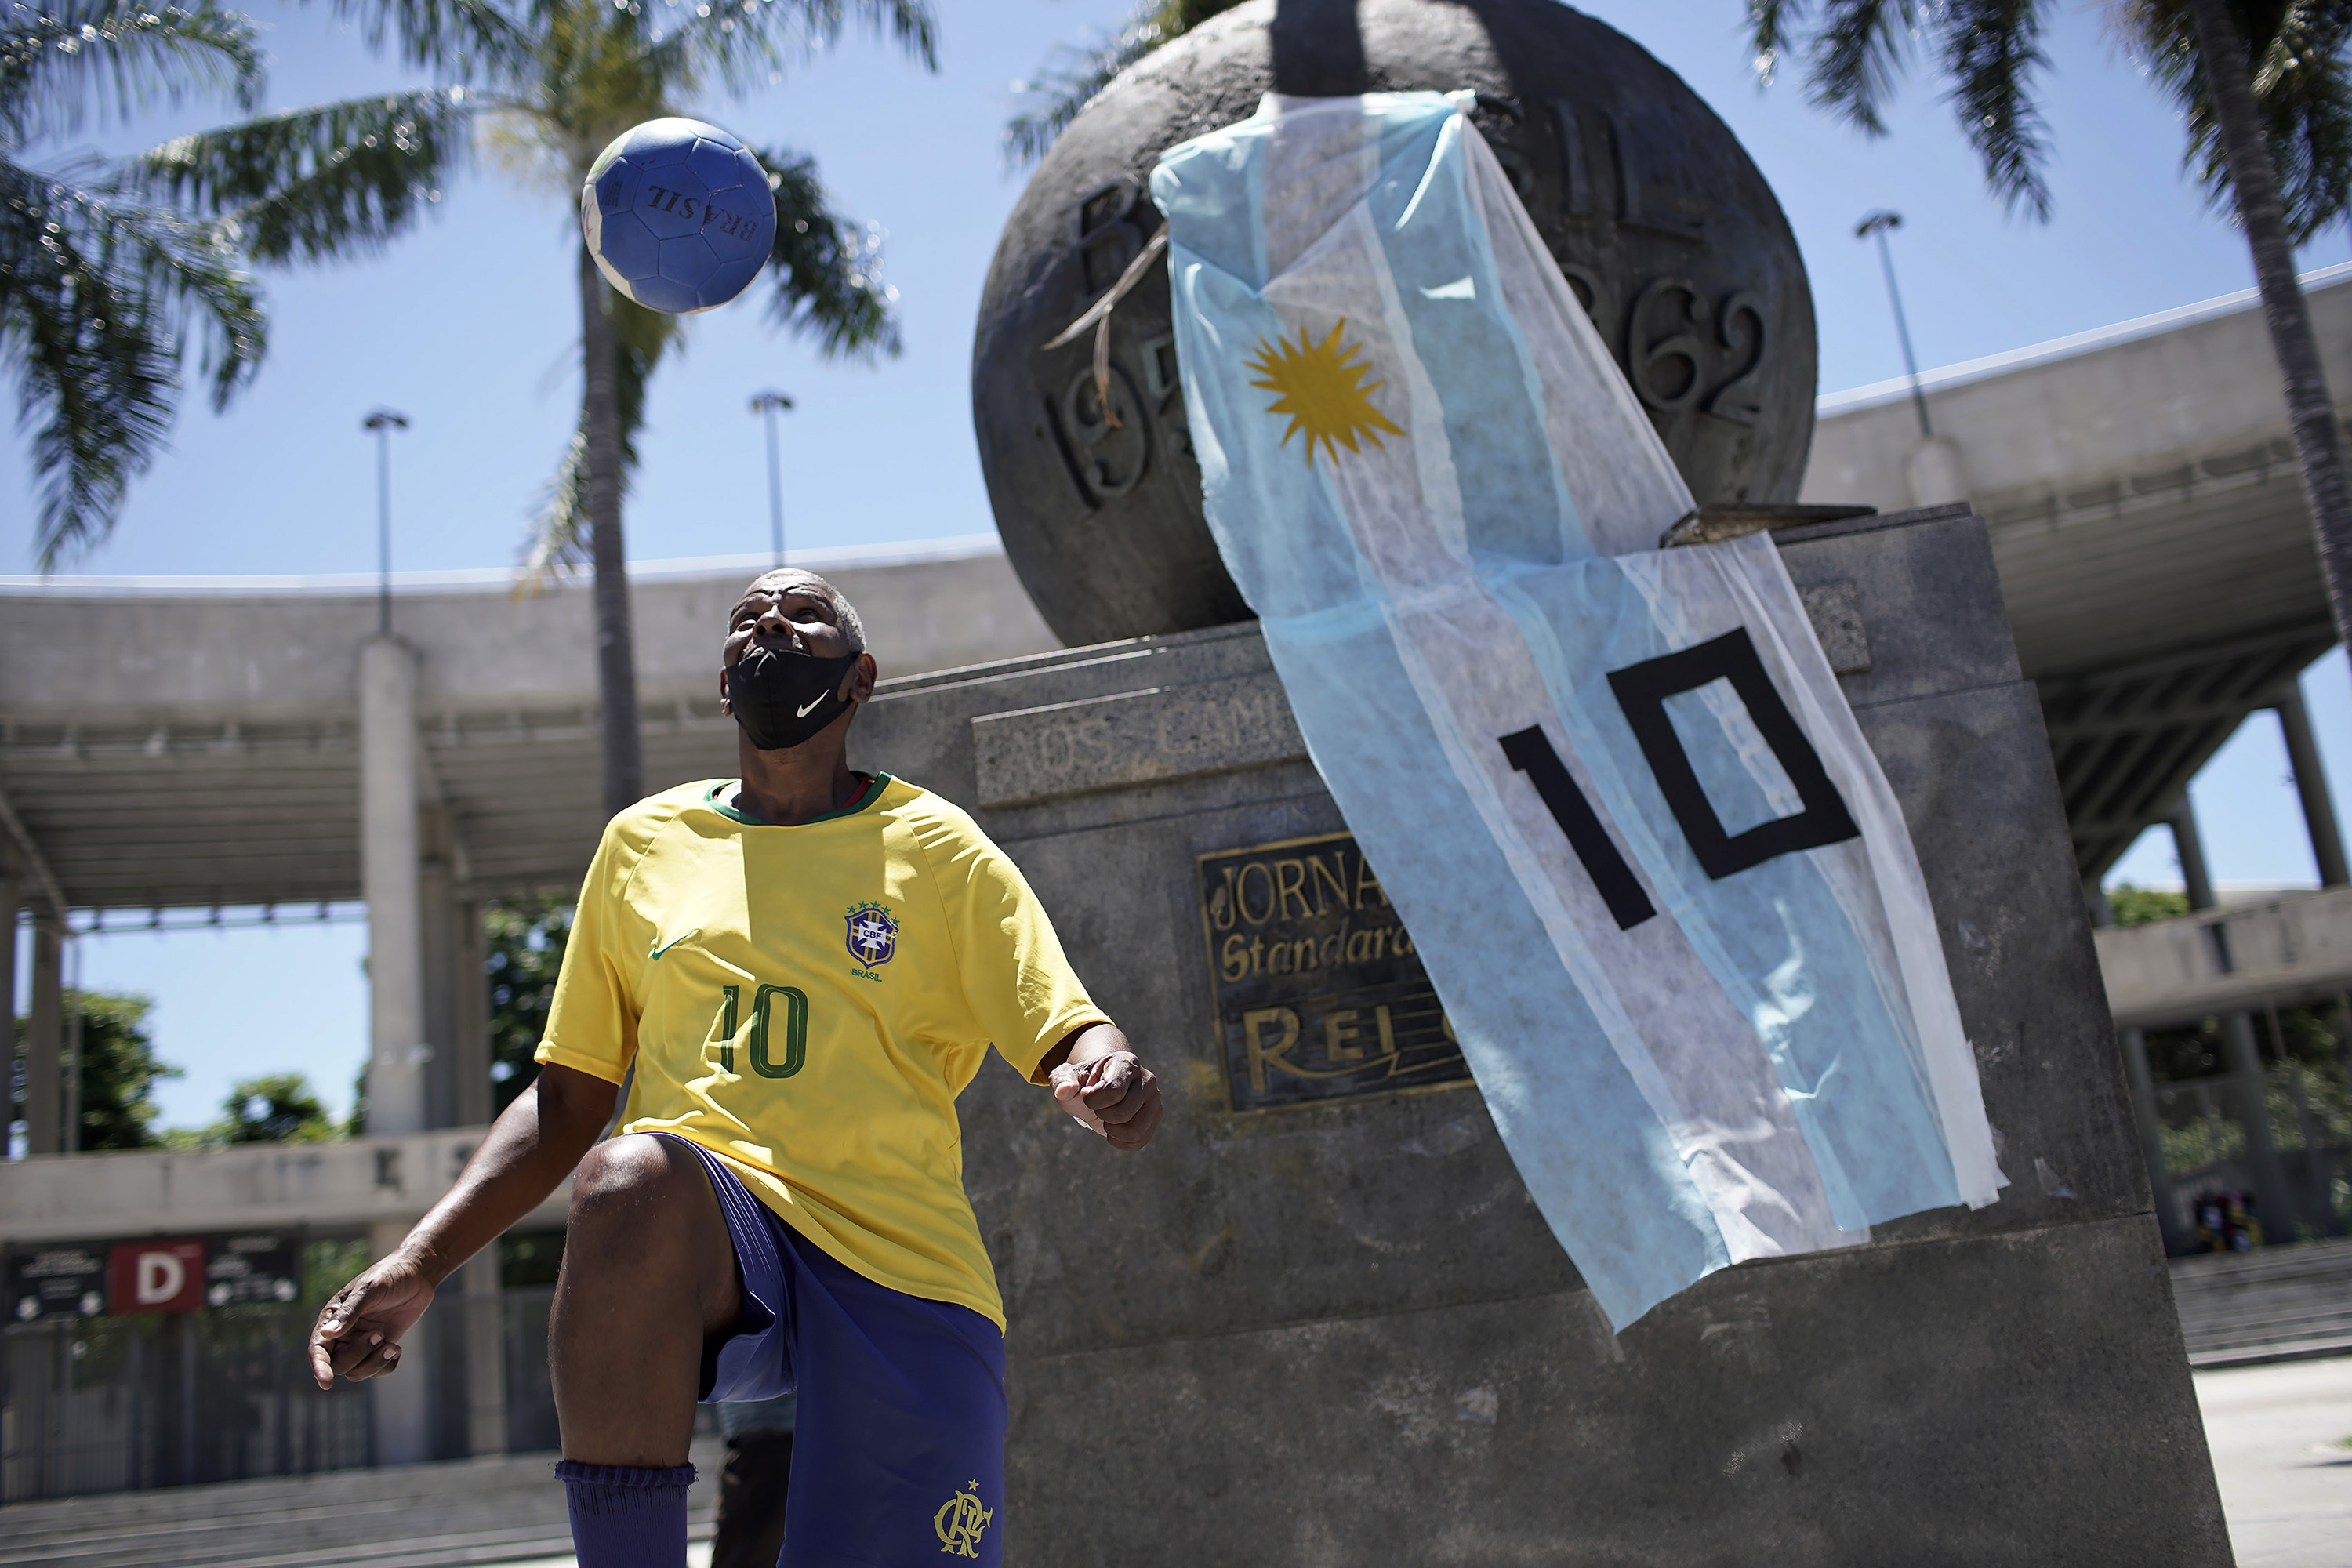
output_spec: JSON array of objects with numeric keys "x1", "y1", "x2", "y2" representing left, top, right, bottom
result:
[{"x1": 725, "y1": 644, "x2": 858, "y2": 751}]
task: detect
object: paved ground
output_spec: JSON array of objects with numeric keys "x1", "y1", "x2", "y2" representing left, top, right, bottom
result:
[
  {"x1": 495, "y1": 1551, "x2": 711, "y2": 1568},
  {"x1": 491, "y1": 1556, "x2": 571, "y2": 1568},
  {"x1": 2197, "y1": 1356, "x2": 2352, "y2": 1567},
  {"x1": 486, "y1": 1367, "x2": 2350, "y2": 1568},
  {"x1": 6, "y1": 1363, "x2": 2332, "y2": 1566}
]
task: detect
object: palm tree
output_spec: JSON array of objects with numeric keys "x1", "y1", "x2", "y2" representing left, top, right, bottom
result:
[
  {"x1": 2, "y1": 0, "x2": 278, "y2": 568},
  {"x1": 1005, "y1": 0, "x2": 1238, "y2": 166},
  {"x1": 144, "y1": 0, "x2": 935, "y2": 815},
  {"x1": 1748, "y1": 0, "x2": 2352, "y2": 652}
]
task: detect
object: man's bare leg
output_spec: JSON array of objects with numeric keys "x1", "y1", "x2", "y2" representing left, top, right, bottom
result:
[{"x1": 550, "y1": 1133, "x2": 740, "y2": 1475}]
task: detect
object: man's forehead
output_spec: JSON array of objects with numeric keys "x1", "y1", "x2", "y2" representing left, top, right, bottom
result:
[{"x1": 730, "y1": 579, "x2": 836, "y2": 619}]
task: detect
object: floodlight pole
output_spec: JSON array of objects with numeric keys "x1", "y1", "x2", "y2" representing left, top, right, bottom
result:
[
  {"x1": 750, "y1": 390, "x2": 793, "y2": 567},
  {"x1": 1855, "y1": 212, "x2": 1933, "y2": 440},
  {"x1": 364, "y1": 410, "x2": 411, "y2": 634}
]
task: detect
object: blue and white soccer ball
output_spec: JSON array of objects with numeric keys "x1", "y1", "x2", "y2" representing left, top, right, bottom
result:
[{"x1": 581, "y1": 118, "x2": 776, "y2": 314}]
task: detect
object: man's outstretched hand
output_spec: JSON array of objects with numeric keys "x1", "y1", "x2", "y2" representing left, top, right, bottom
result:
[
  {"x1": 300, "y1": 1065, "x2": 619, "y2": 1392},
  {"x1": 1050, "y1": 1042, "x2": 1162, "y2": 1151},
  {"x1": 309, "y1": 1254, "x2": 435, "y2": 1389}
]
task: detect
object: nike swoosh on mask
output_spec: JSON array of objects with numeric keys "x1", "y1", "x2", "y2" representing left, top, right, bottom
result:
[{"x1": 796, "y1": 692, "x2": 829, "y2": 718}]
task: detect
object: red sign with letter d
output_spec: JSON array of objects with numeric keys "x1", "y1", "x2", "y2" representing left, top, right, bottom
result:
[{"x1": 107, "y1": 1240, "x2": 207, "y2": 1314}]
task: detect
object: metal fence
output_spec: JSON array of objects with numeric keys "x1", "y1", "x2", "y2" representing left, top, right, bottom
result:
[
  {"x1": 0, "y1": 1282, "x2": 713, "y2": 1501},
  {"x1": 0, "y1": 1306, "x2": 372, "y2": 1504},
  {"x1": 501, "y1": 1284, "x2": 561, "y2": 1456},
  {"x1": 2144, "y1": 1059, "x2": 2352, "y2": 1248},
  {"x1": 485, "y1": 1285, "x2": 713, "y2": 1456},
  {"x1": 2, "y1": 1290, "x2": 569, "y2": 1504}
]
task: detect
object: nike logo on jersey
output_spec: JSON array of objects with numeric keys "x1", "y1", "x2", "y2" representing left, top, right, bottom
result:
[
  {"x1": 649, "y1": 929, "x2": 701, "y2": 960},
  {"x1": 796, "y1": 692, "x2": 829, "y2": 718}
]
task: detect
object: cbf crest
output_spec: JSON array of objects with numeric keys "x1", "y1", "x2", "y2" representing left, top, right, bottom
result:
[{"x1": 845, "y1": 902, "x2": 899, "y2": 970}]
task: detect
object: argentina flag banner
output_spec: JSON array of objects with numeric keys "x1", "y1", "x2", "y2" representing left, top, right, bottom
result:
[{"x1": 1149, "y1": 92, "x2": 2005, "y2": 1330}]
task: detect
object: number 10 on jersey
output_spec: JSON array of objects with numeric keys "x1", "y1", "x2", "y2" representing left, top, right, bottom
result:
[{"x1": 717, "y1": 985, "x2": 808, "y2": 1078}]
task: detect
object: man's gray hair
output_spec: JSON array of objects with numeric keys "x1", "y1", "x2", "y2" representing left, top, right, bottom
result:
[{"x1": 742, "y1": 569, "x2": 866, "y2": 655}]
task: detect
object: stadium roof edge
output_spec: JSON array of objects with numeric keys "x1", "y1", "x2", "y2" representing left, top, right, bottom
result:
[
  {"x1": 1814, "y1": 261, "x2": 2352, "y2": 418},
  {"x1": 0, "y1": 532, "x2": 1008, "y2": 597}
]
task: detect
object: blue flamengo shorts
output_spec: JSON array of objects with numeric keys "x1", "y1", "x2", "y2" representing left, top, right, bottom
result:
[{"x1": 659, "y1": 1134, "x2": 1007, "y2": 1566}]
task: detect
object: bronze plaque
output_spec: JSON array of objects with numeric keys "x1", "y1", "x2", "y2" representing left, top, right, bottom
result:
[{"x1": 1196, "y1": 831, "x2": 1469, "y2": 1112}]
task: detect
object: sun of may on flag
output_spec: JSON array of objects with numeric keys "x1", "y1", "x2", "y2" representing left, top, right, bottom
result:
[{"x1": 1149, "y1": 91, "x2": 2005, "y2": 1330}]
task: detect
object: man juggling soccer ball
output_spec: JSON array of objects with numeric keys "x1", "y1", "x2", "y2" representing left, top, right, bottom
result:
[{"x1": 308, "y1": 568, "x2": 1162, "y2": 1566}]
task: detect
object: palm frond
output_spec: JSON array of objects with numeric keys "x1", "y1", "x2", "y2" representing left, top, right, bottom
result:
[
  {"x1": 1940, "y1": 0, "x2": 2053, "y2": 219},
  {"x1": 1753, "y1": 0, "x2": 2068, "y2": 219},
  {"x1": 0, "y1": 0, "x2": 262, "y2": 148},
  {"x1": 1744, "y1": 0, "x2": 1812, "y2": 82},
  {"x1": 1802, "y1": 0, "x2": 1918, "y2": 136},
  {"x1": 515, "y1": 425, "x2": 590, "y2": 586},
  {"x1": 1003, "y1": 0, "x2": 1248, "y2": 167},
  {"x1": 0, "y1": 157, "x2": 263, "y2": 565},
  {"x1": 638, "y1": 1, "x2": 789, "y2": 100},
  {"x1": 825, "y1": 0, "x2": 937, "y2": 71},
  {"x1": 2123, "y1": 0, "x2": 2352, "y2": 243},
  {"x1": 758, "y1": 144, "x2": 897, "y2": 358},
  {"x1": 1004, "y1": 1, "x2": 1164, "y2": 169},
  {"x1": 515, "y1": 287, "x2": 672, "y2": 590},
  {"x1": 647, "y1": 0, "x2": 936, "y2": 98},
  {"x1": 319, "y1": 0, "x2": 535, "y2": 85},
  {"x1": 1164, "y1": 0, "x2": 1245, "y2": 28},
  {"x1": 136, "y1": 87, "x2": 477, "y2": 264},
  {"x1": 797, "y1": 0, "x2": 938, "y2": 71},
  {"x1": 2258, "y1": 1, "x2": 2352, "y2": 238}
]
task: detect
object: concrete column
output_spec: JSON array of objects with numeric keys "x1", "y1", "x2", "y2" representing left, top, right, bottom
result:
[
  {"x1": 2169, "y1": 799, "x2": 2217, "y2": 912},
  {"x1": 2339, "y1": 993, "x2": 2352, "y2": 1109},
  {"x1": 2118, "y1": 1029, "x2": 2187, "y2": 1254},
  {"x1": 2171, "y1": 797, "x2": 2296, "y2": 1232},
  {"x1": 453, "y1": 898, "x2": 492, "y2": 1128},
  {"x1": 23, "y1": 912, "x2": 62, "y2": 1155},
  {"x1": 2219, "y1": 1009, "x2": 2299, "y2": 1236},
  {"x1": 361, "y1": 637, "x2": 429, "y2": 1138},
  {"x1": 63, "y1": 985, "x2": 81, "y2": 1154},
  {"x1": 419, "y1": 807, "x2": 459, "y2": 1132},
  {"x1": 2275, "y1": 684, "x2": 2348, "y2": 887},
  {"x1": 0, "y1": 869, "x2": 20, "y2": 1137},
  {"x1": 461, "y1": 1251, "x2": 507, "y2": 1457},
  {"x1": 368, "y1": 1217, "x2": 432, "y2": 1465}
]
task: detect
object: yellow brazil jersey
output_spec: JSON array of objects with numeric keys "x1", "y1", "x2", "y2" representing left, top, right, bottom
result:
[{"x1": 535, "y1": 772, "x2": 1107, "y2": 1330}]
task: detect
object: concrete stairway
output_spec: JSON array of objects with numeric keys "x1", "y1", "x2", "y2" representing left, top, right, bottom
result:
[
  {"x1": 2171, "y1": 1237, "x2": 2352, "y2": 1367},
  {"x1": 0, "y1": 1439, "x2": 720, "y2": 1568}
]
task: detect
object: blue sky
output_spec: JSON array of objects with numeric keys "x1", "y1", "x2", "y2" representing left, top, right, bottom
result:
[{"x1": 7, "y1": 0, "x2": 2351, "y2": 1128}]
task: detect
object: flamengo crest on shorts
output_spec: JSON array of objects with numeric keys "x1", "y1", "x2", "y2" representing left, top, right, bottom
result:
[
  {"x1": 1149, "y1": 92, "x2": 2006, "y2": 1330},
  {"x1": 845, "y1": 902, "x2": 898, "y2": 969},
  {"x1": 935, "y1": 1483, "x2": 992, "y2": 1558}
]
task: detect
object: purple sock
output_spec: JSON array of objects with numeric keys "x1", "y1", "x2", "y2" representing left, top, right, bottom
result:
[{"x1": 556, "y1": 1459, "x2": 696, "y2": 1568}]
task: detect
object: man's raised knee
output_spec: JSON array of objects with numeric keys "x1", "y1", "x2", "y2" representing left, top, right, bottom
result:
[
  {"x1": 568, "y1": 1133, "x2": 699, "y2": 1227},
  {"x1": 557, "y1": 1134, "x2": 737, "y2": 1340}
]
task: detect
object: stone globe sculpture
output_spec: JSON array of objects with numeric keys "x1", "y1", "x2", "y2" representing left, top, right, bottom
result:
[{"x1": 973, "y1": 0, "x2": 1818, "y2": 647}]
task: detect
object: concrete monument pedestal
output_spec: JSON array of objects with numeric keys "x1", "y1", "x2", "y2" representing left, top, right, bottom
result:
[{"x1": 858, "y1": 503, "x2": 2227, "y2": 1563}]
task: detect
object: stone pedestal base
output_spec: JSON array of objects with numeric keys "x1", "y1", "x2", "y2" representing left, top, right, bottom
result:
[{"x1": 855, "y1": 504, "x2": 2227, "y2": 1565}]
